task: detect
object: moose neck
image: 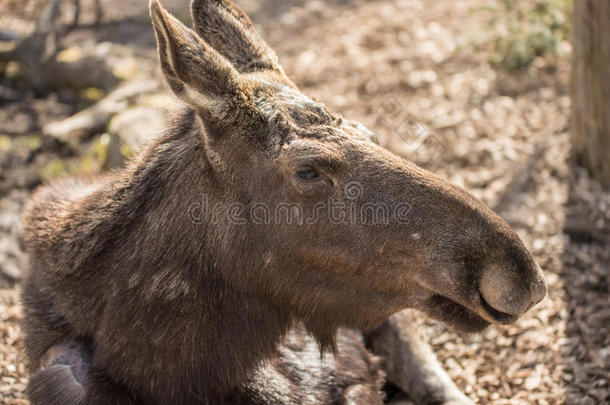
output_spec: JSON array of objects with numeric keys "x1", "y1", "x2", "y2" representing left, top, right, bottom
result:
[{"x1": 109, "y1": 111, "x2": 293, "y2": 400}]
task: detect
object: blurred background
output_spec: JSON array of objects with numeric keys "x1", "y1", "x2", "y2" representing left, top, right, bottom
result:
[{"x1": 0, "y1": 0, "x2": 608, "y2": 404}]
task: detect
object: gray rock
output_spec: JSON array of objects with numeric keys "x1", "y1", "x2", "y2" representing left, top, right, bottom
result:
[
  {"x1": 0, "y1": 191, "x2": 28, "y2": 284},
  {"x1": 104, "y1": 106, "x2": 165, "y2": 169}
]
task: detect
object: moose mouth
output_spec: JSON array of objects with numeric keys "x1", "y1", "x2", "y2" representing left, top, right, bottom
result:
[{"x1": 423, "y1": 293, "x2": 513, "y2": 333}]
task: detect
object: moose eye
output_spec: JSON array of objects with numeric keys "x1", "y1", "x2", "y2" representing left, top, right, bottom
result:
[{"x1": 296, "y1": 168, "x2": 319, "y2": 181}]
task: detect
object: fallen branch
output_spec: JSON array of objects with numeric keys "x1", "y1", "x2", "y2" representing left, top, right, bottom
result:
[{"x1": 43, "y1": 80, "x2": 161, "y2": 141}]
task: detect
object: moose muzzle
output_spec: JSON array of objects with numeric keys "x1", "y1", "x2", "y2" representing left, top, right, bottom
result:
[{"x1": 478, "y1": 262, "x2": 546, "y2": 323}]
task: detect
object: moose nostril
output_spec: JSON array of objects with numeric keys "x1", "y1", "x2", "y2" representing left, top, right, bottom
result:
[
  {"x1": 479, "y1": 264, "x2": 531, "y2": 319},
  {"x1": 478, "y1": 292, "x2": 515, "y2": 323}
]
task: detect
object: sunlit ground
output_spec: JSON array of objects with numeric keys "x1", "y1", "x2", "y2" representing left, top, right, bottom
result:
[{"x1": 0, "y1": 1, "x2": 608, "y2": 404}]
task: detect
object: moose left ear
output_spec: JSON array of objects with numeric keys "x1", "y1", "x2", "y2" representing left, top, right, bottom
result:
[{"x1": 150, "y1": 0, "x2": 252, "y2": 121}]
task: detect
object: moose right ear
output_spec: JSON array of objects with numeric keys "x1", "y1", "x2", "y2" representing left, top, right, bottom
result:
[
  {"x1": 150, "y1": 0, "x2": 251, "y2": 121},
  {"x1": 190, "y1": 0, "x2": 281, "y2": 74}
]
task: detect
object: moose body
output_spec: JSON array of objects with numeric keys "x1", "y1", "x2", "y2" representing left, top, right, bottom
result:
[
  {"x1": 23, "y1": 113, "x2": 385, "y2": 404},
  {"x1": 21, "y1": 1, "x2": 546, "y2": 404}
]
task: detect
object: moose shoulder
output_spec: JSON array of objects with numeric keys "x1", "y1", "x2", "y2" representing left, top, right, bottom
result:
[{"x1": 21, "y1": 0, "x2": 546, "y2": 404}]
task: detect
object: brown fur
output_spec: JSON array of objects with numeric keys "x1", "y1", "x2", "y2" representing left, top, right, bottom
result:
[{"x1": 21, "y1": 1, "x2": 546, "y2": 404}]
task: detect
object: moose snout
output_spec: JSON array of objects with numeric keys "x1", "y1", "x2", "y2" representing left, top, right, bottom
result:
[{"x1": 478, "y1": 262, "x2": 546, "y2": 323}]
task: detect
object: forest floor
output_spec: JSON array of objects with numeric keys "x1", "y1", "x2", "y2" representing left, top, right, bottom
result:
[{"x1": 1, "y1": 0, "x2": 608, "y2": 404}]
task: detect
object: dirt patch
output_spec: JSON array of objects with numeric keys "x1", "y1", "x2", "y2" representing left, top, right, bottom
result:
[{"x1": 0, "y1": 1, "x2": 608, "y2": 404}]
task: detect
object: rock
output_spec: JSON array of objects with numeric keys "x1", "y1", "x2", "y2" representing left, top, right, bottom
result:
[
  {"x1": 48, "y1": 42, "x2": 146, "y2": 91},
  {"x1": 104, "y1": 106, "x2": 165, "y2": 169},
  {"x1": 102, "y1": 132, "x2": 123, "y2": 171},
  {"x1": 0, "y1": 256, "x2": 22, "y2": 282},
  {"x1": 0, "y1": 192, "x2": 27, "y2": 285},
  {"x1": 46, "y1": 54, "x2": 119, "y2": 91}
]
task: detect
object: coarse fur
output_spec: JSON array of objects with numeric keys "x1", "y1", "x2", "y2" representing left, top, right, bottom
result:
[{"x1": 21, "y1": 1, "x2": 547, "y2": 404}]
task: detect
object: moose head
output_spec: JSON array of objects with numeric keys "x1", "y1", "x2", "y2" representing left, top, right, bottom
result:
[{"x1": 150, "y1": 0, "x2": 546, "y2": 346}]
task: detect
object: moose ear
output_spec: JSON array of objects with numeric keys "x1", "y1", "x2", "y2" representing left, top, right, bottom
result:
[
  {"x1": 190, "y1": 0, "x2": 283, "y2": 74},
  {"x1": 150, "y1": 0, "x2": 250, "y2": 119}
]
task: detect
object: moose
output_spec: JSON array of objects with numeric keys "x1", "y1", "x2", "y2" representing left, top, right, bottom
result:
[{"x1": 20, "y1": 0, "x2": 547, "y2": 404}]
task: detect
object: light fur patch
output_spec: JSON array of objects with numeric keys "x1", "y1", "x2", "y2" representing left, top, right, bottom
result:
[
  {"x1": 183, "y1": 84, "x2": 229, "y2": 118},
  {"x1": 255, "y1": 81, "x2": 319, "y2": 119}
]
